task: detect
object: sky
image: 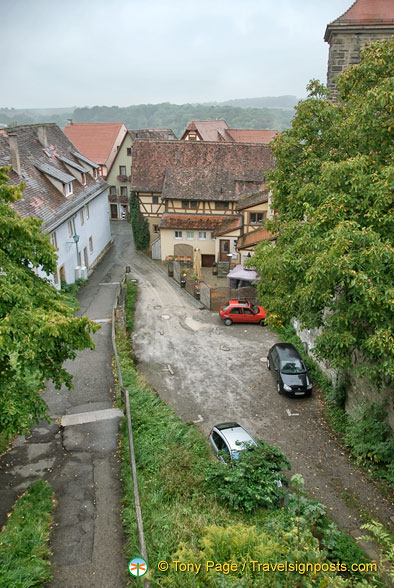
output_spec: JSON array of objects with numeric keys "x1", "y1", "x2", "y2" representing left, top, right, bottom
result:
[{"x1": 1, "y1": 0, "x2": 355, "y2": 109}]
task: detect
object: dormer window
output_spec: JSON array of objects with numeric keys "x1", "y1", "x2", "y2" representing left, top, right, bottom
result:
[{"x1": 64, "y1": 182, "x2": 73, "y2": 196}]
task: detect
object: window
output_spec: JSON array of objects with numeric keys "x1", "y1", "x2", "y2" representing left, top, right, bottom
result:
[
  {"x1": 153, "y1": 224, "x2": 159, "y2": 233},
  {"x1": 92, "y1": 168, "x2": 98, "y2": 179},
  {"x1": 210, "y1": 231, "x2": 215, "y2": 240},
  {"x1": 80, "y1": 209, "x2": 84, "y2": 225},
  {"x1": 67, "y1": 220, "x2": 73, "y2": 237},
  {"x1": 250, "y1": 212, "x2": 264, "y2": 224},
  {"x1": 215, "y1": 201, "x2": 229, "y2": 210},
  {"x1": 109, "y1": 186, "x2": 117, "y2": 195},
  {"x1": 174, "y1": 231, "x2": 183, "y2": 239},
  {"x1": 86, "y1": 204, "x2": 90, "y2": 219},
  {"x1": 152, "y1": 195, "x2": 159, "y2": 204},
  {"x1": 186, "y1": 231, "x2": 194, "y2": 240},
  {"x1": 119, "y1": 165, "x2": 126, "y2": 175},
  {"x1": 89, "y1": 236, "x2": 93, "y2": 253},
  {"x1": 50, "y1": 232, "x2": 58, "y2": 249},
  {"x1": 198, "y1": 231, "x2": 206, "y2": 240},
  {"x1": 181, "y1": 200, "x2": 189, "y2": 208},
  {"x1": 64, "y1": 182, "x2": 73, "y2": 196},
  {"x1": 120, "y1": 186, "x2": 128, "y2": 197},
  {"x1": 126, "y1": 148, "x2": 132, "y2": 156},
  {"x1": 190, "y1": 200, "x2": 198, "y2": 209}
]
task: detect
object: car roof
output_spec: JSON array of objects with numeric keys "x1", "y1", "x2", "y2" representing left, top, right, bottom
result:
[
  {"x1": 228, "y1": 300, "x2": 249, "y2": 306},
  {"x1": 271, "y1": 342, "x2": 300, "y2": 358},
  {"x1": 214, "y1": 422, "x2": 256, "y2": 451}
]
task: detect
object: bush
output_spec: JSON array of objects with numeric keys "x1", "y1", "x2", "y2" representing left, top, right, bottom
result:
[
  {"x1": 205, "y1": 440, "x2": 290, "y2": 512},
  {"x1": 344, "y1": 402, "x2": 394, "y2": 467}
]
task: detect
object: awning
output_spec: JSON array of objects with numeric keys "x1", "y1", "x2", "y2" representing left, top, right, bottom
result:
[{"x1": 227, "y1": 264, "x2": 259, "y2": 282}]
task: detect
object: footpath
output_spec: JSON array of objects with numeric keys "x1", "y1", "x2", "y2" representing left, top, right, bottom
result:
[{"x1": 0, "y1": 221, "x2": 134, "y2": 588}]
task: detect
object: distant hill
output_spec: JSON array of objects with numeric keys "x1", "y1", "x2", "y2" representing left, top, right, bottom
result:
[
  {"x1": 204, "y1": 95, "x2": 300, "y2": 109},
  {"x1": 0, "y1": 98, "x2": 298, "y2": 137}
]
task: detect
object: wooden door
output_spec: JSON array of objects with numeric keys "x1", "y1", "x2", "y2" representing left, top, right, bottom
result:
[{"x1": 219, "y1": 239, "x2": 230, "y2": 262}]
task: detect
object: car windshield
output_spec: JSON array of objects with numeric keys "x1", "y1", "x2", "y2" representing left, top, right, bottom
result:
[{"x1": 281, "y1": 359, "x2": 306, "y2": 374}]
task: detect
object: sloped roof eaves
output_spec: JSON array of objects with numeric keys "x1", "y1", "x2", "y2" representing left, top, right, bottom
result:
[
  {"x1": 237, "y1": 227, "x2": 276, "y2": 249},
  {"x1": 43, "y1": 183, "x2": 107, "y2": 232},
  {"x1": 36, "y1": 163, "x2": 76, "y2": 184},
  {"x1": 159, "y1": 213, "x2": 237, "y2": 230},
  {"x1": 57, "y1": 155, "x2": 89, "y2": 174},
  {"x1": 214, "y1": 216, "x2": 243, "y2": 237},
  {"x1": 236, "y1": 190, "x2": 269, "y2": 211},
  {"x1": 72, "y1": 151, "x2": 100, "y2": 168}
]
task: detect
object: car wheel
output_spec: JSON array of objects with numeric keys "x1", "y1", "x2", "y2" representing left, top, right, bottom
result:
[
  {"x1": 224, "y1": 318, "x2": 232, "y2": 326},
  {"x1": 267, "y1": 358, "x2": 271, "y2": 370},
  {"x1": 259, "y1": 319, "x2": 265, "y2": 326},
  {"x1": 277, "y1": 381, "x2": 282, "y2": 395}
]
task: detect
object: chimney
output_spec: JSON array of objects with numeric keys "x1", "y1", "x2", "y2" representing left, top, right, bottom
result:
[
  {"x1": 37, "y1": 125, "x2": 48, "y2": 147},
  {"x1": 8, "y1": 134, "x2": 21, "y2": 176}
]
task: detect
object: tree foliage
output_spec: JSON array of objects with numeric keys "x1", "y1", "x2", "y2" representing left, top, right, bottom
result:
[
  {"x1": 129, "y1": 192, "x2": 150, "y2": 250},
  {"x1": 0, "y1": 168, "x2": 98, "y2": 437},
  {"x1": 251, "y1": 38, "x2": 394, "y2": 385}
]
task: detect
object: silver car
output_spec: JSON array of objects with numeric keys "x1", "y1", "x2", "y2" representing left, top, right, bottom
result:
[{"x1": 208, "y1": 422, "x2": 257, "y2": 463}]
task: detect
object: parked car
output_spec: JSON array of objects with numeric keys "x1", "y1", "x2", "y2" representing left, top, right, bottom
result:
[
  {"x1": 208, "y1": 422, "x2": 257, "y2": 463},
  {"x1": 267, "y1": 343, "x2": 312, "y2": 397},
  {"x1": 219, "y1": 299, "x2": 266, "y2": 326}
]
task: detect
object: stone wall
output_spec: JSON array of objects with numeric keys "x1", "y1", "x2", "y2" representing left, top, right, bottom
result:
[{"x1": 326, "y1": 30, "x2": 394, "y2": 98}]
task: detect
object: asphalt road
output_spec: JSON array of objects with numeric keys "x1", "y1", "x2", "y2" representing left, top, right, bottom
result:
[{"x1": 130, "y1": 244, "x2": 394, "y2": 544}]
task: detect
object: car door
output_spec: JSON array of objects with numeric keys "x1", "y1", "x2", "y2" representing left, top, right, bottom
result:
[
  {"x1": 210, "y1": 431, "x2": 230, "y2": 462},
  {"x1": 229, "y1": 307, "x2": 242, "y2": 323},
  {"x1": 271, "y1": 348, "x2": 280, "y2": 385},
  {"x1": 243, "y1": 307, "x2": 257, "y2": 323}
]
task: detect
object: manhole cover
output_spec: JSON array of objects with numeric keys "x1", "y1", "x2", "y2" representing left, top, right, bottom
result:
[{"x1": 161, "y1": 314, "x2": 170, "y2": 320}]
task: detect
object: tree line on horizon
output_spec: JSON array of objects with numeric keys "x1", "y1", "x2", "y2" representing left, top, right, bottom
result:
[{"x1": 0, "y1": 102, "x2": 295, "y2": 137}]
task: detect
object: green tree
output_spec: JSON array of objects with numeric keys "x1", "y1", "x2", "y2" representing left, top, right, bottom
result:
[
  {"x1": 129, "y1": 191, "x2": 150, "y2": 250},
  {"x1": 0, "y1": 168, "x2": 98, "y2": 438},
  {"x1": 251, "y1": 38, "x2": 394, "y2": 385}
]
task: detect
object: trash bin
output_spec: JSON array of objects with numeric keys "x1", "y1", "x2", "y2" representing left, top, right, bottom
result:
[{"x1": 212, "y1": 262, "x2": 217, "y2": 275}]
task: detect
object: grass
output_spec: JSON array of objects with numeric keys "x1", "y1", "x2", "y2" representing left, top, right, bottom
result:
[{"x1": 0, "y1": 479, "x2": 54, "y2": 588}]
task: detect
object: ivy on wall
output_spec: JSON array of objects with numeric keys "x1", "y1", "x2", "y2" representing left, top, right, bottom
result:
[{"x1": 129, "y1": 192, "x2": 150, "y2": 250}]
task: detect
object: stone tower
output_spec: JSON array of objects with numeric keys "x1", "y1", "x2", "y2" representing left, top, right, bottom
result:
[{"x1": 324, "y1": 0, "x2": 394, "y2": 97}]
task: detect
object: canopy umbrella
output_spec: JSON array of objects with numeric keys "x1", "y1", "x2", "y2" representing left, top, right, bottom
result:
[{"x1": 193, "y1": 248, "x2": 201, "y2": 281}]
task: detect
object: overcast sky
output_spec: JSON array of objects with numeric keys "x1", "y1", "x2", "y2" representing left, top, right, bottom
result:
[{"x1": 1, "y1": 0, "x2": 354, "y2": 109}]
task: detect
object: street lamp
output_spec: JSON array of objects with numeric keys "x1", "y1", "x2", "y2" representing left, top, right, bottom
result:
[
  {"x1": 227, "y1": 253, "x2": 233, "y2": 273},
  {"x1": 73, "y1": 233, "x2": 80, "y2": 266}
]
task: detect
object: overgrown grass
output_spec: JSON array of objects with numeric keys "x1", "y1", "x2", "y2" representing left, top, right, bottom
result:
[{"x1": 0, "y1": 480, "x2": 54, "y2": 588}]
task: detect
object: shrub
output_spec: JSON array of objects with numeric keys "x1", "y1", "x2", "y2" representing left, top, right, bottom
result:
[{"x1": 205, "y1": 440, "x2": 290, "y2": 512}]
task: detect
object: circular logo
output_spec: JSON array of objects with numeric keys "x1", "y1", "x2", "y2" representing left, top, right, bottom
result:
[{"x1": 129, "y1": 557, "x2": 148, "y2": 577}]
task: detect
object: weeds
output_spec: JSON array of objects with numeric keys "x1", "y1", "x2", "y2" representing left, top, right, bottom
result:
[{"x1": 0, "y1": 480, "x2": 54, "y2": 588}]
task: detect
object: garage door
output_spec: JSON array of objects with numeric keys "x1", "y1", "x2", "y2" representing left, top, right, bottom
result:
[{"x1": 202, "y1": 254, "x2": 215, "y2": 267}]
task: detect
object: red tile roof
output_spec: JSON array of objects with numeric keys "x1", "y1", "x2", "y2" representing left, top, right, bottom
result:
[
  {"x1": 130, "y1": 140, "x2": 273, "y2": 202},
  {"x1": 236, "y1": 189, "x2": 269, "y2": 211},
  {"x1": 0, "y1": 124, "x2": 107, "y2": 230},
  {"x1": 181, "y1": 120, "x2": 229, "y2": 141},
  {"x1": 214, "y1": 216, "x2": 243, "y2": 236},
  {"x1": 328, "y1": 0, "x2": 394, "y2": 26},
  {"x1": 64, "y1": 122, "x2": 127, "y2": 165},
  {"x1": 159, "y1": 213, "x2": 236, "y2": 230},
  {"x1": 225, "y1": 129, "x2": 279, "y2": 144}
]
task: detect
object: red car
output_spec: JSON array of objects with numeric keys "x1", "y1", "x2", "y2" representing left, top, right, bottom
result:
[{"x1": 219, "y1": 300, "x2": 266, "y2": 326}]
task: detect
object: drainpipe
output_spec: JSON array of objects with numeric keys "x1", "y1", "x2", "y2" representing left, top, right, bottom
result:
[{"x1": 72, "y1": 217, "x2": 80, "y2": 266}]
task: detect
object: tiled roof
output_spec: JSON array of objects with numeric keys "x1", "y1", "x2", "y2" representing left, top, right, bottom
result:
[
  {"x1": 159, "y1": 213, "x2": 237, "y2": 230},
  {"x1": 181, "y1": 120, "x2": 229, "y2": 141},
  {"x1": 236, "y1": 189, "x2": 269, "y2": 211},
  {"x1": 129, "y1": 129, "x2": 177, "y2": 141},
  {"x1": 0, "y1": 123, "x2": 107, "y2": 229},
  {"x1": 64, "y1": 122, "x2": 126, "y2": 165},
  {"x1": 237, "y1": 227, "x2": 276, "y2": 249},
  {"x1": 57, "y1": 155, "x2": 89, "y2": 174},
  {"x1": 36, "y1": 163, "x2": 76, "y2": 184},
  {"x1": 72, "y1": 151, "x2": 100, "y2": 168},
  {"x1": 214, "y1": 216, "x2": 243, "y2": 237},
  {"x1": 328, "y1": 0, "x2": 394, "y2": 25},
  {"x1": 224, "y1": 129, "x2": 279, "y2": 144},
  {"x1": 131, "y1": 140, "x2": 274, "y2": 202}
]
